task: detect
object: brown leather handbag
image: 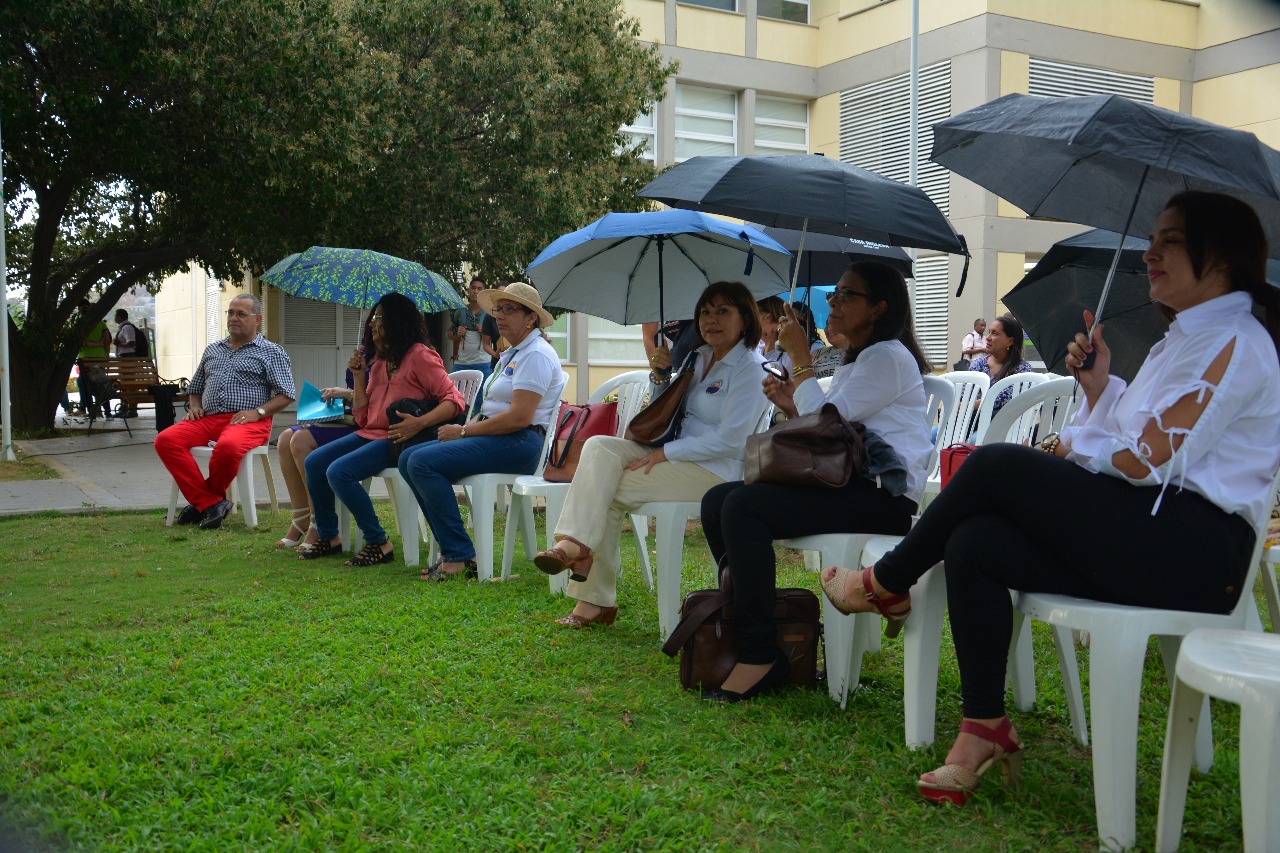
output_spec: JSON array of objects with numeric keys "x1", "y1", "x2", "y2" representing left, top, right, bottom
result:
[
  {"x1": 542, "y1": 401, "x2": 618, "y2": 483},
  {"x1": 624, "y1": 352, "x2": 698, "y2": 447},
  {"x1": 744, "y1": 403, "x2": 866, "y2": 488},
  {"x1": 661, "y1": 565, "x2": 821, "y2": 692}
]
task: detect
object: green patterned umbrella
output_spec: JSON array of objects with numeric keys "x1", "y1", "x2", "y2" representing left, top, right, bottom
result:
[{"x1": 261, "y1": 246, "x2": 464, "y2": 312}]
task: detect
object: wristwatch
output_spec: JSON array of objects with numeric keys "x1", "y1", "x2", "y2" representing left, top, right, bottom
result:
[{"x1": 256, "y1": 406, "x2": 267, "y2": 418}]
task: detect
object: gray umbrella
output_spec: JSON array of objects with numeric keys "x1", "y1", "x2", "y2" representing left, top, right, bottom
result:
[
  {"x1": 1004, "y1": 229, "x2": 1280, "y2": 382},
  {"x1": 933, "y1": 93, "x2": 1280, "y2": 349},
  {"x1": 753, "y1": 224, "x2": 914, "y2": 282},
  {"x1": 638, "y1": 153, "x2": 966, "y2": 252}
]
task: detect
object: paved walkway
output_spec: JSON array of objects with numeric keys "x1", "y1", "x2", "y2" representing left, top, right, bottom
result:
[{"x1": 3, "y1": 412, "x2": 388, "y2": 517}]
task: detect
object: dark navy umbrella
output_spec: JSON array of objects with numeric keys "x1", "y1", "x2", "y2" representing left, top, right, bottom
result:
[
  {"x1": 754, "y1": 225, "x2": 913, "y2": 283},
  {"x1": 1004, "y1": 229, "x2": 1280, "y2": 382}
]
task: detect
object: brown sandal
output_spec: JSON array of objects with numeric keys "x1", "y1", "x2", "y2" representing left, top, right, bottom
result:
[
  {"x1": 534, "y1": 537, "x2": 594, "y2": 583},
  {"x1": 554, "y1": 606, "x2": 618, "y2": 629}
]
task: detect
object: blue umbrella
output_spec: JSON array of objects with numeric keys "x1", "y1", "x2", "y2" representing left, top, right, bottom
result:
[
  {"x1": 527, "y1": 210, "x2": 792, "y2": 326},
  {"x1": 778, "y1": 285, "x2": 835, "y2": 329},
  {"x1": 261, "y1": 246, "x2": 464, "y2": 313}
]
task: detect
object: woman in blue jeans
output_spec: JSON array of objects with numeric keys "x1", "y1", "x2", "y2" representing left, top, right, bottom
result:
[
  {"x1": 300, "y1": 292, "x2": 465, "y2": 566},
  {"x1": 398, "y1": 283, "x2": 566, "y2": 581}
]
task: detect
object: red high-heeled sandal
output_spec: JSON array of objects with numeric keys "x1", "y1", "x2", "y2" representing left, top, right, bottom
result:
[
  {"x1": 917, "y1": 717, "x2": 1024, "y2": 805},
  {"x1": 820, "y1": 565, "x2": 911, "y2": 638}
]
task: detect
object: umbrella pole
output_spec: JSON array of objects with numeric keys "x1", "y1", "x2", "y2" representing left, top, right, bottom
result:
[
  {"x1": 658, "y1": 236, "x2": 666, "y2": 334},
  {"x1": 1088, "y1": 166, "x2": 1150, "y2": 343},
  {"x1": 787, "y1": 218, "x2": 809, "y2": 304}
]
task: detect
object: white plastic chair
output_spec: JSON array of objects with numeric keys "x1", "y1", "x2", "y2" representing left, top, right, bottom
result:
[
  {"x1": 448, "y1": 369, "x2": 485, "y2": 420},
  {"x1": 1013, "y1": 467, "x2": 1280, "y2": 852},
  {"x1": 1156, "y1": 628, "x2": 1280, "y2": 853},
  {"x1": 439, "y1": 373, "x2": 569, "y2": 581},
  {"x1": 777, "y1": 375, "x2": 952, "y2": 735},
  {"x1": 337, "y1": 368, "x2": 488, "y2": 567},
  {"x1": 636, "y1": 403, "x2": 776, "y2": 641},
  {"x1": 166, "y1": 443, "x2": 278, "y2": 528},
  {"x1": 969, "y1": 371, "x2": 1049, "y2": 444},
  {"x1": 505, "y1": 370, "x2": 653, "y2": 592}
]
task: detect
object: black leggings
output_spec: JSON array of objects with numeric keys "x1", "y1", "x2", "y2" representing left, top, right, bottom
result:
[
  {"x1": 701, "y1": 477, "x2": 917, "y2": 664},
  {"x1": 874, "y1": 443, "x2": 1255, "y2": 719}
]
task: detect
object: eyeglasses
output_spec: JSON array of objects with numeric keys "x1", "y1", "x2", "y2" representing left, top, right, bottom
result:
[
  {"x1": 826, "y1": 288, "x2": 873, "y2": 305},
  {"x1": 489, "y1": 304, "x2": 526, "y2": 317},
  {"x1": 762, "y1": 361, "x2": 789, "y2": 381},
  {"x1": 369, "y1": 313, "x2": 384, "y2": 325},
  {"x1": 226, "y1": 309, "x2": 257, "y2": 318}
]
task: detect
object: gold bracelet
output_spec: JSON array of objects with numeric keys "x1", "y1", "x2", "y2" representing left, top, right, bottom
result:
[
  {"x1": 792, "y1": 366, "x2": 814, "y2": 381},
  {"x1": 1039, "y1": 432, "x2": 1060, "y2": 454}
]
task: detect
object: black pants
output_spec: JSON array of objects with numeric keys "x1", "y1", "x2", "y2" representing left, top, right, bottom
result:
[
  {"x1": 874, "y1": 443, "x2": 1255, "y2": 719},
  {"x1": 701, "y1": 477, "x2": 917, "y2": 664}
]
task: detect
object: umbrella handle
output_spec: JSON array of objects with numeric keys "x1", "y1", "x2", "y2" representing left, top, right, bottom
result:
[{"x1": 786, "y1": 218, "x2": 809, "y2": 304}]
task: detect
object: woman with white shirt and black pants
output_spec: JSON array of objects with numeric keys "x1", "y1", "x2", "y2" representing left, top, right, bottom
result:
[
  {"x1": 825, "y1": 192, "x2": 1280, "y2": 806},
  {"x1": 699, "y1": 261, "x2": 934, "y2": 702},
  {"x1": 535, "y1": 281, "x2": 772, "y2": 629}
]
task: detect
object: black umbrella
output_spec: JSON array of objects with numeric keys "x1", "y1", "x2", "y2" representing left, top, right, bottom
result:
[
  {"x1": 638, "y1": 155, "x2": 968, "y2": 299},
  {"x1": 753, "y1": 225, "x2": 914, "y2": 283},
  {"x1": 1004, "y1": 229, "x2": 1280, "y2": 382},
  {"x1": 932, "y1": 92, "x2": 1280, "y2": 346}
]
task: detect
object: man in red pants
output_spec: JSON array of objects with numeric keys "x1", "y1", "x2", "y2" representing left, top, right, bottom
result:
[{"x1": 155, "y1": 293, "x2": 296, "y2": 529}]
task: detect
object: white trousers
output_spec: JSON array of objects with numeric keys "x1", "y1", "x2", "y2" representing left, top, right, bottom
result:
[{"x1": 555, "y1": 435, "x2": 725, "y2": 608}]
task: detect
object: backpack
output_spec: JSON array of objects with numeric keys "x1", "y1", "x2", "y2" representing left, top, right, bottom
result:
[{"x1": 123, "y1": 322, "x2": 151, "y2": 359}]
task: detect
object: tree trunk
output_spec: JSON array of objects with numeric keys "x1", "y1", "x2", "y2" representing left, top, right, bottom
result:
[{"x1": 8, "y1": 327, "x2": 79, "y2": 433}]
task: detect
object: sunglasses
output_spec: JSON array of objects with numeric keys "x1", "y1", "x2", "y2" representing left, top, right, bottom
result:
[{"x1": 827, "y1": 288, "x2": 873, "y2": 305}]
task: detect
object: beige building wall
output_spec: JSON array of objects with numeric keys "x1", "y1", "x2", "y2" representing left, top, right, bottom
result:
[{"x1": 154, "y1": 266, "x2": 276, "y2": 383}]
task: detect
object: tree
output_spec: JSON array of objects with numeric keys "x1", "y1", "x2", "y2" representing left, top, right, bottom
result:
[{"x1": 2, "y1": 0, "x2": 671, "y2": 430}]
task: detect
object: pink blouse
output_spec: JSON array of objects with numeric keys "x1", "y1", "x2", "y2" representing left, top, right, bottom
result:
[{"x1": 354, "y1": 343, "x2": 465, "y2": 439}]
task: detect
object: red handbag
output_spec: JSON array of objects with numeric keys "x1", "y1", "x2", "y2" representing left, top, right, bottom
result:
[
  {"x1": 939, "y1": 442, "x2": 978, "y2": 489},
  {"x1": 542, "y1": 401, "x2": 618, "y2": 483}
]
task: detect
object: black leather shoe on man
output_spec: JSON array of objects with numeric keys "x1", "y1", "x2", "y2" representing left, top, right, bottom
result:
[
  {"x1": 176, "y1": 504, "x2": 201, "y2": 525},
  {"x1": 198, "y1": 499, "x2": 234, "y2": 530}
]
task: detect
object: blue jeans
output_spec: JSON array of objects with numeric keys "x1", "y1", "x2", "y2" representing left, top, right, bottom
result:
[
  {"x1": 397, "y1": 429, "x2": 544, "y2": 562},
  {"x1": 304, "y1": 431, "x2": 394, "y2": 545}
]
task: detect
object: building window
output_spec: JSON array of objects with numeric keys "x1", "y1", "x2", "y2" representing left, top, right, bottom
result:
[
  {"x1": 1028, "y1": 58, "x2": 1154, "y2": 103},
  {"x1": 758, "y1": 0, "x2": 808, "y2": 23},
  {"x1": 679, "y1": 0, "x2": 737, "y2": 10},
  {"x1": 622, "y1": 109, "x2": 655, "y2": 162},
  {"x1": 754, "y1": 96, "x2": 808, "y2": 155},
  {"x1": 910, "y1": 255, "x2": 951, "y2": 368},
  {"x1": 838, "y1": 59, "x2": 952, "y2": 214},
  {"x1": 205, "y1": 272, "x2": 221, "y2": 347},
  {"x1": 587, "y1": 316, "x2": 647, "y2": 365},
  {"x1": 675, "y1": 86, "x2": 737, "y2": 161},
  {"x1": 545, "y1": 313, "x2": 570, "y2": 361}
]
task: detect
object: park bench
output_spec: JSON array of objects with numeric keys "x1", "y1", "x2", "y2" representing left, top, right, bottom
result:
[{"x1": 76, "y1": 357, "x2": 189, "y2": 435}]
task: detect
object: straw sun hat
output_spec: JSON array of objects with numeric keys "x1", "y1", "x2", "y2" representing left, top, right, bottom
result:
[{"x1": 476, "y1": 282, "x2": 554, "y2": 329}]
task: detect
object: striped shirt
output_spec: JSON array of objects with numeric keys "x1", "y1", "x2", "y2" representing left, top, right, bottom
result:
[{"x1": 188, "y1": 334, "x2": 296, "y2": 415}]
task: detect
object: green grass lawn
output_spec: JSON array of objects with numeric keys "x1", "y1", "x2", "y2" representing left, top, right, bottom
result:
[
  {"x1": 0, "y1": 458, "x2": 59, "y2": 482},
  {"x1": 0, "y1": 504, "x2": 1262, "y2": 851}
]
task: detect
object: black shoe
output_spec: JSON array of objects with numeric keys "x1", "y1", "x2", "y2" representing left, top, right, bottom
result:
[
  {"x1": 198, "y1": 499, "x2": 234, "y2": 529},
  {"x1": 422, "y1": 559, "x2": 478, "y2": 582},
  {"x1": 699, "y1": 650, "x2": 791, "y2": 703},
  {"x1": 176, "y1": 504, "x2": 201, "y2": 525}
]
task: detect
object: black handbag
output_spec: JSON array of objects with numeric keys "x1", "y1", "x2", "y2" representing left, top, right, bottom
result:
[
  {"x1": 661, "y1": 564, "x2": 821, "y2": 692},
  {"x1": 385, "y1": 398, "x2": 463, "y2": 465}
]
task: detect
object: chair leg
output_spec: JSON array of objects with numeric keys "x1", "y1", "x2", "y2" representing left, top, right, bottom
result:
[
  {"x1": 1263, "y1": 555, "x2": 1280, "y2": 633},
  {"x1": 519, "y1": 491, "x2": 538, "y2": 559},
  {"x1": 238, "y1": 462, "x2": 258, "y2": 528},
  {"x1": 501, "y1": 492, "x2": 527, "y2": 579},
  {"x1": 260, "y1": 452, "x2": 279, "y2": 513},
  {"x1": 1086, "y1": 624, "x2": 1148, "y2": 852},
  {"x1": 653, "y1": 506, "x2": 690, "y2": 641},
  {"x1": 629, "y1": 513, "x2": 654, "y2": 591},
  {"x1": 166, "y1": 481, "x2": 181, "y2": 526},
  {"x1": 1155, "y1": 675, "x2": 1205, "y2": 853},
  {"x1": 1238, "y1": 698, "x2": 1280, "y2": 853},
  {"x1": 544, "y1": 492, "x2": 569, "y2": 594},
  {"x1": 1158, "y1": 635, "x2": 1213, "y2": 773},
  {"x1": 390, "y1": 478, "x2": 421, "y2": 567},
  {"x1": 501, "y1": 495, "x2": 520, "y2": 579},
  {"x1": 903, "y1": 565, "x2": 946, "y2": 749},
  {"x1": 1008, "y1": 592, "x2": 1036, "y2": 712},
  {"x1": 1050, "y1": 624, "x2": 1089, "y2": 747},
  {"x1": 470, "y1": 481, "x2": 497, "y2": 581}
]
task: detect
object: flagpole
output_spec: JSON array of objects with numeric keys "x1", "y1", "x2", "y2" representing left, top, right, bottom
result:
[{"x1": 0, "y1": 113, "x2": 15, "y2": 460}]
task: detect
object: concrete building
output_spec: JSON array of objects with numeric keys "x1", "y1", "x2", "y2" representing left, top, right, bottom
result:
[{"x1": 156, "y1": 0, "x2": 1280, "y2": 400}]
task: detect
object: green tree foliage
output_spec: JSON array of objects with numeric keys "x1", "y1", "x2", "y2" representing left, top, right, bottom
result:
[{"x1": 2, "y1": 0, "x2": 671, "y2": 429}]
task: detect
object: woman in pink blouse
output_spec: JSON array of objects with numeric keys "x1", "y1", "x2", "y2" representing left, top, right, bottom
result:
[{"x1": 300, "y1": 292, "x2": 466, "y2": 566}]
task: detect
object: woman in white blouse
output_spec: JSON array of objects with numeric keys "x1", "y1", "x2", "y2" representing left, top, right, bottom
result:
[
  {"x1": 825, "y1": 192, "x2": 1280, "y2": 806},
  {"x1": 535, "y1": 281, "x2": 771, "y2": 629},
  {"x1": 698, "y1": 261, "x2": 933, "y2": 702}
]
